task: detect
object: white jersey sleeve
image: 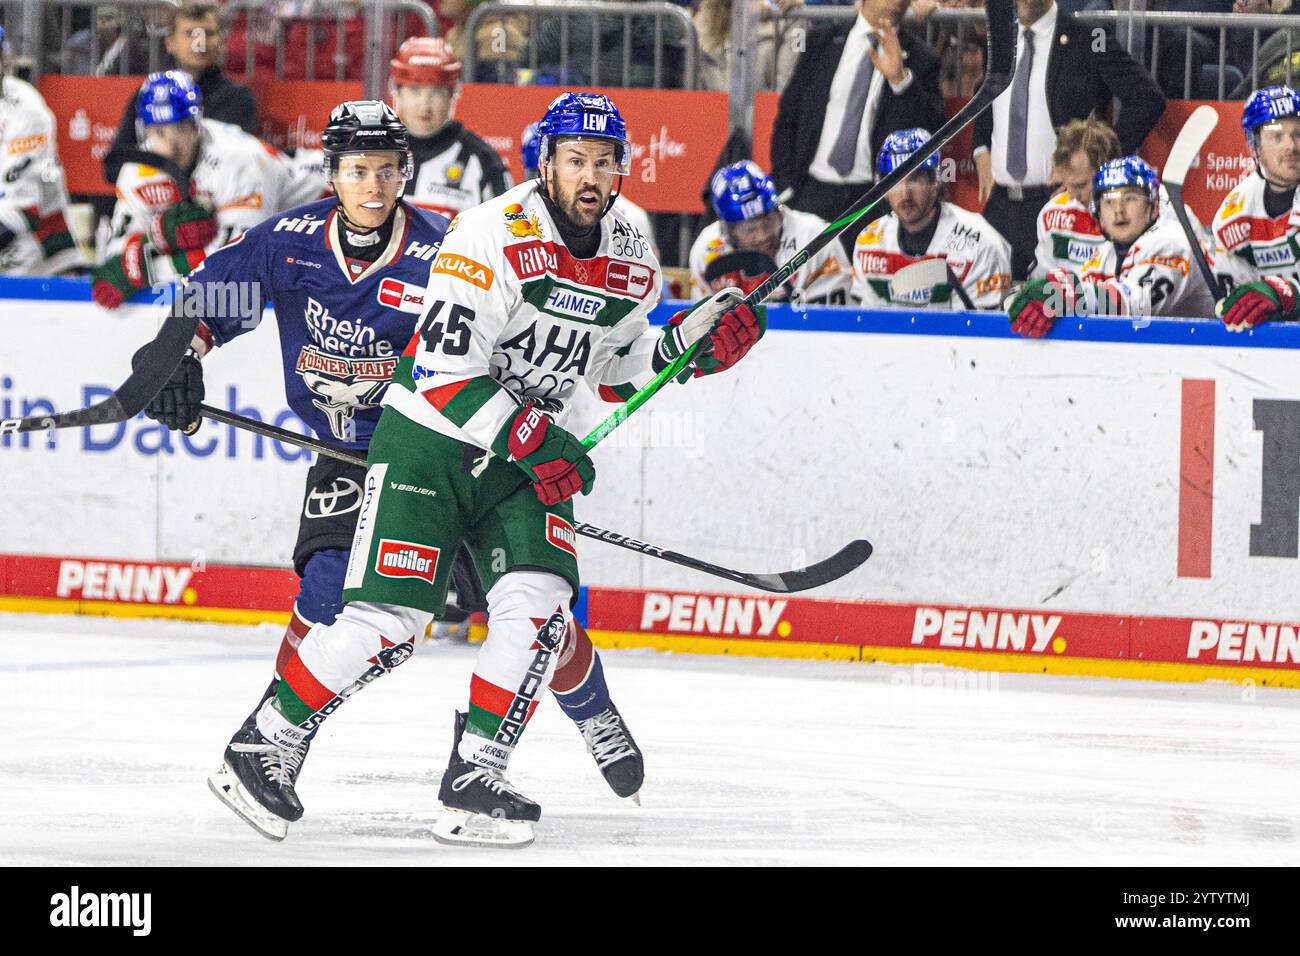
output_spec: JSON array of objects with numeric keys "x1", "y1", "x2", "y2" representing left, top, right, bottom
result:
[{"x1": 0, "y1": 79, "x2": 55, "y2": 238}]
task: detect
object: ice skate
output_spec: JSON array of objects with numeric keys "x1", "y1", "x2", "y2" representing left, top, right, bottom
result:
[
  {"x1": 575, "y1": 701, "x2": 643, "y2": 802},
  {"x1": 432, "y1": 712, "x2": 539, "y2": 849},
  {"x1": 208, "y1": 684, "x2": 309, "y2": 841}
]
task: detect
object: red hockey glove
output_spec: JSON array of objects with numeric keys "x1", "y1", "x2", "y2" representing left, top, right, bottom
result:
[
  {"x1": 1006, "y1": 269, "x2": 1082, "y2": 338},
  {"x1": 1218, "y1": 277, "x2": 1298, "y2": 331},
  {"x1": 92, "y1": 234, "x2": 151, "y2": 310},
  {"x1": 494, "y1": 404, "x2": 596, "y2": 506},
  {"x1": 148, "y1": 199, "x2": 217, "y2": 253}
]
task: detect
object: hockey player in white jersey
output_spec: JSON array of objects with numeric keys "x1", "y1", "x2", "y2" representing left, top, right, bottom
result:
[
  {"x1": 93, "y1": 70, "x2": 320, "y2": 309},
  {"x1": 690, "y1": 160, "x2": 849, "y2": 304},
  {"x1": 390, "y1": 37, "x2": 512, "y2": 219},
  {"x1": 1214, "y1": 85, "x2": 1300, "y2": 330},
  {"x1": 0, "y1": 26, "x2": 85, "y2": 276},
  {"x1": 220, "y1": 92, "x2": 766, "y2": 848},
  {"x1": 1031, "y1": 117, "x2": 1206, "y2": 279},
  {"x1": 1007, "y1": 157, "x2": 1214, "y2": 337},
  {"x1": 852, "y1": 128, "x2": 1012, "y2": 309},
  {"x1": 520, "y1": 118, "x2": 658, "y2": 260}
]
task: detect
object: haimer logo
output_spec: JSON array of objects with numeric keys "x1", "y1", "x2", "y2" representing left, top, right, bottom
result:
[{"x1": 50, "y1": 886, "x2": 151, "y2": 936}]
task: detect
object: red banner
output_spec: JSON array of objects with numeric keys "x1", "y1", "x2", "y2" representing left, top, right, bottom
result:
[
  {"x1": 38, "y1": 75, "x2": 362, "y2": 196},
  {"x1": 456, "y1": 83, "x2": 730, "y2": 213}
]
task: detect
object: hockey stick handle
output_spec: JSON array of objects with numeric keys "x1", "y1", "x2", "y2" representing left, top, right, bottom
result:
[
  {"x1": 193, "y1": 403, "x2": 869, "y2": 592},
  {"x1": 579, "y1": 0, "x2": 1016, "y2": 452},
  {"x1": 1165, "y1": 182, "x2": 1223, "y2": 303}
]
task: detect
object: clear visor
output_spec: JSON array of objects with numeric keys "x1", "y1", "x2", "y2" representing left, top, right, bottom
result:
[
  {"x1": 327, "y1": 151, "x2": 412, "y2": 185},
  {"x1": 1095, "y1": 187, "x2": 1151, "y2": 214},
  {"x1": 541, "y1": 133, "x2": 631, "y2": 177}
]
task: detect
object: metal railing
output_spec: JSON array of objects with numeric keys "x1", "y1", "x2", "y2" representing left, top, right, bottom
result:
[
  {"x1": 1, "y1": 0, "x2": 434, "y2": 89},
  {"x1": 463, "y1": 0, "x2": 700, "y2": 90},
  {"x1": 1075, "y1": 10, "x2": 1300, "y2": 100}
]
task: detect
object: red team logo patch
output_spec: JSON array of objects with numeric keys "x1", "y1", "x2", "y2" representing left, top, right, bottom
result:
[
  {"x1": 606, "y1": 260, "x2": 652, "y2": 299},
  {"x1": 377, "y1": 278, "x2": 426, "y2": 313},
  {"x1": 546, "y1": 514, "x2": 578, "y2": 557},
  {"x1": 375, "y1": 539, "x2": 440, "y2": 583}
]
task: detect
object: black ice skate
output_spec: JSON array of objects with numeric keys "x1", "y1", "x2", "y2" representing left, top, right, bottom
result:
[
  {"x1": 575, "y1": 701, "x2": 644, "y2": 802},
  {"x1": 432, "y1": 711, "x2": 539, "y2": 849},
  {"x1": 207, "y1": 681, "x2": 309, "y2": 842}
]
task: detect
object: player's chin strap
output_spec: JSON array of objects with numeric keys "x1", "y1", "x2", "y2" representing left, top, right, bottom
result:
[{"x1": 334, "y1": 200, "x2": 396, "y2": 246}]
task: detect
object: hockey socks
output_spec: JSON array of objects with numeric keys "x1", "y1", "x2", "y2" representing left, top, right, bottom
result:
[{"x1": 550, "y1": 621, "x2": 612, "y2": 722}]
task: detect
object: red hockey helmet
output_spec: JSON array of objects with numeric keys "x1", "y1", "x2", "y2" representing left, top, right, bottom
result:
[{"x1": 390, "y1": 37, "x2": 462, "y2": 88}]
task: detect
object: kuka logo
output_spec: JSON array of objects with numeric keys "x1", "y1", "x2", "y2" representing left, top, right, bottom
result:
[
  {"x1": 546, "y1": 513, "x2": 578, "y2": 557},
  {"x1": 432, "y1": 253, "x2": 495, "y2": 290},
  {"x1": 375, "y1": 539, "x2": 440, "y2": 583}
]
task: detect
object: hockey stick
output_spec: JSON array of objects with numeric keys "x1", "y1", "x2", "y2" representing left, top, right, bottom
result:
[
  {"x1": 195, "y1": 403, "x2": 871, "y2": 593},
  {"x1": 0, "y1": 305, "x2": 199, "y2": 436},
  {"x1": 1160, "y1": 104, "x2": 1222, "y2": 302},
  {"x1": 890, "y1": 257, "x2": 977, "y2": 310},
  {"x1": 582, "y1": 0, "x2": 1017, "y2": 450},
  {"x1": 0, "y1": 149, "x2": 201, "y2": 437}
]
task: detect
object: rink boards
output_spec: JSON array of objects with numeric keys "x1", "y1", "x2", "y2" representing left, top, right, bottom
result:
[{"x1": 4, "y1": 278, "x2": 1300, "y2": 687}]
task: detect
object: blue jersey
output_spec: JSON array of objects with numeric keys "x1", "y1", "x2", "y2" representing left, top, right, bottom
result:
[{"x1": 187, "y1": 197, "x2": 448, "y2": 450}]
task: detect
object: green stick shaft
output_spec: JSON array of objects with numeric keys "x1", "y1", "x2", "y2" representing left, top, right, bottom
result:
[{"x1": 581, "y1": 340, "x2": 699, "y2": 449}]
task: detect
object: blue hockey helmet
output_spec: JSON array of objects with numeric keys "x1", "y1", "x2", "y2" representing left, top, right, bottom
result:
[
  {"x1": 136, "y1": 70, "x2": 203, "y2": 128},
  {"x1": 520, "y1": 120, "x2": 541, "y2": 177},
  {"x1": 876, "y1": 128, "x2": 940, "y2": 178},
  {"x1": 535, "y1": 91, "x2": 632, "y2": 176},
  {"x1": 1242, "y1": 85, "x2": 1300, "y2": 149},
  {"x1": 1090, "y1": 155, "x2": 1160, "y2": 217},
  {"x1": 709, "y1": 160, "x2": 780, "y2": 223}
]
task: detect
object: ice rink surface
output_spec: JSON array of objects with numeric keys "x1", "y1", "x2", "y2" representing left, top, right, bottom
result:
[{"x1": 1, "y1": 611, "x2": 1297, "y2": 866}]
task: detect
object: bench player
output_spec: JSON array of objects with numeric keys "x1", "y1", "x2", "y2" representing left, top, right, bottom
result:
[{"x1": 1007, "y1": 156, "x2": 1215, "y2": 336}]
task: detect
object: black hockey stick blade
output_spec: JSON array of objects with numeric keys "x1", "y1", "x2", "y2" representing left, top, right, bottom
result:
[
  {"x1": 573, "y1": 522, "x2": 873, "y2": 594},
  {"x1": 0, "y1": 305, "x2": 199, "y2": 435},
  {"x1": 739, "y1": 0, "x2": 1016, "y2": 312}
]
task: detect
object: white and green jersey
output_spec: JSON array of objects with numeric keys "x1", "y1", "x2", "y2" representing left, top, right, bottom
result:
[{"x1": 386, "y1": 180, "x2": 664, "y2": 451}]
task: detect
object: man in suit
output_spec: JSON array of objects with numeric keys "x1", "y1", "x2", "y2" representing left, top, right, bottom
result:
[
  {"x1": 771, "y1": 0, "x2": 945, "y2": 252},
  {"x1": 974, "y1": 0, "x2": 1165, "y2": 279}
]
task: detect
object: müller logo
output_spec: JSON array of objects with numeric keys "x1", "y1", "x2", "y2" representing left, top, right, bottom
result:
[{"x1": 50, "y1": 885, "x2": 151, "y2": 936}]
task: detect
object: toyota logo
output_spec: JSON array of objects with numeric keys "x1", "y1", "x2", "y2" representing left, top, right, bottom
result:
[{"x1": 304, "y1": 478, "x2": 363, "y2": 518}]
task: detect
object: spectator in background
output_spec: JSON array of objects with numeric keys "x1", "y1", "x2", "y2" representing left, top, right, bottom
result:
[
  {"x1": 102, "y1": 2, "x2": 257, "y2": 185},
  {"x1": 771, "y1": 0, "x2": 945, "y2": 253},
  {"x1": 531, "y1": 5, "x2": 690, "y2": 88},
  {"x1": 690, "y1": 160, "x2": 851, "y2": 303},
  {"x1": 974, "y1": 0, "x2": 1165, "y2": 280},
  {"x1": 61, "y1": 5, "x2": 151, "y2": 76},
  {"x1": 694, "y1": 0, "x2": 804, "y2": 93},
  {"x1": 852, "y1": 128, "x2": 1011, "y2": 309},
  {"x1": 1227, "y1": 1, "x2": 1300, "y2": 97},
  {"x1": 908, "y1": 0, "x2": 985, "y2": 96},
  {"x1": 433, "y1": 0, "x2": 528, "y2": 82},
  {"x1": 224, "y1": 0, "x2": 366, "y2": 82}
]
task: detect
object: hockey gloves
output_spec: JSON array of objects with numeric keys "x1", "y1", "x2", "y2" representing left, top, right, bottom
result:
[
  {"x1": 92, "y1": 234, "x2": 152, "y2": 310},
  {"x1": 495, "y1": 404, "x2": 596, "y2": 506},
  {"x1": 134, "y1": 345, "x2": 205, "y2": 433},
  {"x1": 659, "y1": 287, "x2": 767, "y2": 378},
  {"x1": 148, "y1": 199, "x2": 217, "y2": 254},
  {"x1": 1006, "y1": 269, "x2": 1085, "y2": 338},
  {"x1": 1218, "y1": 277, "x2": 1299, "y2": 331}
]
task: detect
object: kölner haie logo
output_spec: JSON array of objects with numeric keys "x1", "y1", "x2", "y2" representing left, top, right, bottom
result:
[{"x1": 50, "y1": 886, "x2": 151, "y2": 936}]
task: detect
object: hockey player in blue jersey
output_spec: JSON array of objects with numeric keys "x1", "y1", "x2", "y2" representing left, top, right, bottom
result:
[{"x1": 138, "y1": 100, "x2": 642, "y2": 841}]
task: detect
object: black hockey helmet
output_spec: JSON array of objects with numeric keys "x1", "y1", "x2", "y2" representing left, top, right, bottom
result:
[{"x1": 322, "y1": 100, "x2": 414, "y2": 181}]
